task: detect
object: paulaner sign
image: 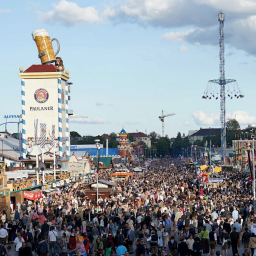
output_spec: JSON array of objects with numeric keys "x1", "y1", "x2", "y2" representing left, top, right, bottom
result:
[{"x1": 30, "y1": 106, "x2": 53, "y2": 111}]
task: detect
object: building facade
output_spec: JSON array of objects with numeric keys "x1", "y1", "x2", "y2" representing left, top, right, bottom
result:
[
  {"x1": 19, "y1": 65, "x2": 71, "y2": 160},
  {"x1": 117, "y1": 129, "x2": 132, "y2": 158}
]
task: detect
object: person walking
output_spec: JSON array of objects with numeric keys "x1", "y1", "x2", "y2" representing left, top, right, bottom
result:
[
  {"x1": 178, "y1": 237, "x2": 188, "y2": 256},
  {"x1": 48, "y1": 226, "x2": 58, "y2": 256},
  {"x1": 38, "y1": 237, "x2": 49, "y2": 256},
  {"x1": 209, "y1": 228, "x2": 217, "y2": 256},
  {"x1": 242, "y1": 228, "x2": 251, "y2": 249},
  {"x1": 230, "y1": 227, "x2": 239, "y2": 256},
  {"x1": 249, "y1": 233, "x2": 256, "y2": 256},
  {"x1": 199, "y1": 226, "x2": 209, "y2": 256}
]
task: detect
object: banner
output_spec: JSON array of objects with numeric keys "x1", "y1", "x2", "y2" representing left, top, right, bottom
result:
[
  {"x1": 24, "y1": 190, "x2": 43, "y2": 200},
  {"x1": 34, "y1": 119, "x2": 38, "y2": 145},
  {"x1": 51, "y1": 125, "x2": 55, "y2": 147},
  {"x1": 209, "y1": 178, "x2": 224, "y2": 183},
  {"x1": 40, "y1": 123, "x2": 46, "y2": 148}
]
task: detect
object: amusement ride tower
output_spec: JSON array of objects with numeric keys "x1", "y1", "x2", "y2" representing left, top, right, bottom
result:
[{"x1": 202, "y1": 11, "x2": 244, "y2": 156}]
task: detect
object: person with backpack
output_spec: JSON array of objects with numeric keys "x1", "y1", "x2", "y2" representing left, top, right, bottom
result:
[{"x1": 48, "y1": 226, "x2": 58, "y2": 256}]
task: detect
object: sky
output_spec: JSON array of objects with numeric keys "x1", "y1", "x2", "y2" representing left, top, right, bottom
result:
[{"x1": 1, "y1": 0, "x2": 256, "y2": 138}]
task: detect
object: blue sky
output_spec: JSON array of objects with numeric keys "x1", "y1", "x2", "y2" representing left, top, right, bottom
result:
[{"x1": 1, "y1": 0, "x2": 256, "y2": 138}]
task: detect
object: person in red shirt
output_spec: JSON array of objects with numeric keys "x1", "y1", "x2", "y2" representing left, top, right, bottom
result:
[
  {"x1": 20, "y1": 231, "x2": 27, "y2": 242},
  {"x1": 38, "y1": 213, "x2": 46, "y2": 224}
]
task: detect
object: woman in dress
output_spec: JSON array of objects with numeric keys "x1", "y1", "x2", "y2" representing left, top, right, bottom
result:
[{"x1": 107, "y1": 229, "x2": 115, "y2": 251}]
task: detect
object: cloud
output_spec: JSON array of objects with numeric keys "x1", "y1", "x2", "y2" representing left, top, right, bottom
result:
[
  {"x1": 192, "y1": 110, "x2": 256, "y2": 126},
  {"x1": 162, "y1": 29, "x2": 196, "y2": 42},
  {"x1": 192, "y1": 111, "x2": 219, "y2": 126},
  {"x1": 104, "y1": 0, "x2": 256, "y2": 55},
  {"x1": 70, "y1": 115, "x2": 106, "y2": 124},
  {"x1": 95, "y1": 102, "x2": 104, "y2": 106},
  {"x1": 179, "y1": 45, "x2": 189, "y2": 52},
  {"x1": 0, "y1": 9, "x2": 12, "y2": 13},
  {"x1": 36, "y1": 0, "x2": 256, "y2": 55},
  {"x1": 38, "y1": 0, "x2": 100, "y2": 26},
  {"x1": 183, "y1": 121, "x2": 190, "y2": 126},
  {"x1": 226, "y1": 110, "x2": 256, "y2": 125}
]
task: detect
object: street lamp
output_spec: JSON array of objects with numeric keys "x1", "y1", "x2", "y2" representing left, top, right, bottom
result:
[{"x1": 95, "y1": 139, "x2": 100, "y2": 203}]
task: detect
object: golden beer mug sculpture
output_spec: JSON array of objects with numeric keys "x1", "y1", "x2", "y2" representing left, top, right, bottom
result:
[{"x1": 32, "y1": 28, "x2": 60, "y2": 64}]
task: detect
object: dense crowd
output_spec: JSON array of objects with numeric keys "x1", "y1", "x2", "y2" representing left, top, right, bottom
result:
[{"x1": 0, "y1": 158, "x2": 255, "y2": 256}]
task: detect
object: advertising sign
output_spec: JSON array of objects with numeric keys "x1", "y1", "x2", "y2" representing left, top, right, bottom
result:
[{"x1": 24, "y1": 190, "x2": 43, "y2": 200}]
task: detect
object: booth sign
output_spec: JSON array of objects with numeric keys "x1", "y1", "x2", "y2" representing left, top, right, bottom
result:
[{"x1": 24, "y1": 190, "x2": 43, "y2": 200}]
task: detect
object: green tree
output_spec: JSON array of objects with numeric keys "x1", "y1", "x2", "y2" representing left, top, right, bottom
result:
[
  {"x1": 128, "y1": 134, "x2": 134, "y2": 142},
  {"x1": 70, "y1": 131, "x2": 81, "y2": 138},
  {"x1": 109, "y1": 132, "x2": 117, "y2": 140},
  {"x1": 227, "y1": 119, "x2": 240, "y2": 131},
  {"x1": 109, "y1": 140, "x2": 119, "y2": 148},
  {"x1": 156, "y1": 137, "x2": 170, "y2": 157},
  {"x1": 149, "y1": 131, "x2": 160, "y2": 144},
  {"x1": 193, "y1": 139, "x2": 204, "y2": 147}
]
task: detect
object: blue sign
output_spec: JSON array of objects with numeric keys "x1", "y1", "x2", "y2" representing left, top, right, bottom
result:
[{"x1": 4, "y1": 115, "x2": 20, "y2": 118}]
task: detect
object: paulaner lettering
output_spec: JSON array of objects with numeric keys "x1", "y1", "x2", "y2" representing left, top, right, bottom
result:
[{"x1": 30, "y1": 106, "x2": 53, "y2": 111}]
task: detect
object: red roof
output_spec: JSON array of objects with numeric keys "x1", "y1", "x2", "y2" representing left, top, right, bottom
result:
[
  {"x1": 24, "y1": 64, "x2": 58, "y2": 73},
  {"x1": 128, "y1": 132, "x2": 148, "y2": 138}
]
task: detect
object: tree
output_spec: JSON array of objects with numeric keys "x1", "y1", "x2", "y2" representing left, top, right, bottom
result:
[
  {"x1": 156, "y1": 137, "x2": 170, "y2": 157},
  {"x1": 70, "y1": 131, "x2": 81, "y2": 138},
  {"x1": 109, "y1": 132, "x2": 117, "y2": 140},
  {"x1": 128, "y1": 134, "x2": 134, "y2": 142},
  {"x1": 149, "y1": 131, "x2": 160, "y2": 144},
  {"x1": 109, "y1": 140, "x2": 119, "y2": 148},
  {"x1": 227, "y1": 119, "x2": 240, "y2": 131},
  {"x1": 193, "y1": 139, "x2": 204, "y2": 147}
]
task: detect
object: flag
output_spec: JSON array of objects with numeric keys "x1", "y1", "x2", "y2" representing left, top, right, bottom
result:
[
  {"x1": 34, "y1": 119, "x2": 38, "y2": 145},
  {"x1": 40, "y1": 123, "x2": 46, "y2": 148},
  {"x1": 51, "y1": 125, "x2": 55, "y2": 147}
]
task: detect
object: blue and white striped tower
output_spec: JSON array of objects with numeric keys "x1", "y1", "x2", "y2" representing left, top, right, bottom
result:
[
  {"x1": 58, "y1": 67, "x2": 63, "y2": 159},
  {"x1": 65, "y1": 76, "x2": 70, "y2": 160},
  {"x1": 20, "y1": 67, "x2": 26, "y2": 159}
]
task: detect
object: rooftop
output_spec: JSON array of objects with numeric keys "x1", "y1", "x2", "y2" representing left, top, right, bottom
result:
[
  {"x1": 191, "y1": 128, "x2": 221, "y2": 137},
  {"x1": 119, "y1": 129, "x2": 127, "y2": 134},
  {"x1": 24, "y1": 64, "x2": 58, "y2": 73},
  {"x1": 128, "y1": 132, "x2": 148, "y2": 138}
]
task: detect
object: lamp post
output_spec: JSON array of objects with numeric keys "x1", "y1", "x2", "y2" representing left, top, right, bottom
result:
[{"x1": 95, "y1": 139, "x2": 100, "y2": 203}]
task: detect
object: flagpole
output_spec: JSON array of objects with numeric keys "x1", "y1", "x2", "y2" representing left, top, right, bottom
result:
[
  {"x1": 54, "y1": 146, "x2": 56, "y2": 180},
  {"x1": 36, "y1": 146, "x2": 39, "y2": 185},
  {"x1": 42, "y1": 147, "x2": 45, "y2": 184},
  {"x1": 34, "y1": 120, "x2": 39, "y2": 185}
]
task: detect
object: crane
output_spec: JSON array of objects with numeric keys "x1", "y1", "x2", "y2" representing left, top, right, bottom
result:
[{"x1": 159, "y1": 110, "x2": 175, "y2": 137}]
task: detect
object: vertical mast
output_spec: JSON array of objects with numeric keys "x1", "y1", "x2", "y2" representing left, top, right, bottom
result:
[{"x1": 218, "y1": 11, "x2": 226, "y2": 150}]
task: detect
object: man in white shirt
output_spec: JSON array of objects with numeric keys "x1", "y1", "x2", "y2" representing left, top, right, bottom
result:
[
  {"x1": 0, "y1": 224, "x2": 8, "y2": 244},
  {"x1": 48, "y1": 226, "x2": 58, "y2": 256},
  {"x1": 232, "y1": 207, "x2": 239, "y2": 222}
]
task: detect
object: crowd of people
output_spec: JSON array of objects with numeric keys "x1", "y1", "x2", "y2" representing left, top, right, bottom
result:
[{"x1": 0, "y1": 158, "x2": 255, "y2": 256}]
